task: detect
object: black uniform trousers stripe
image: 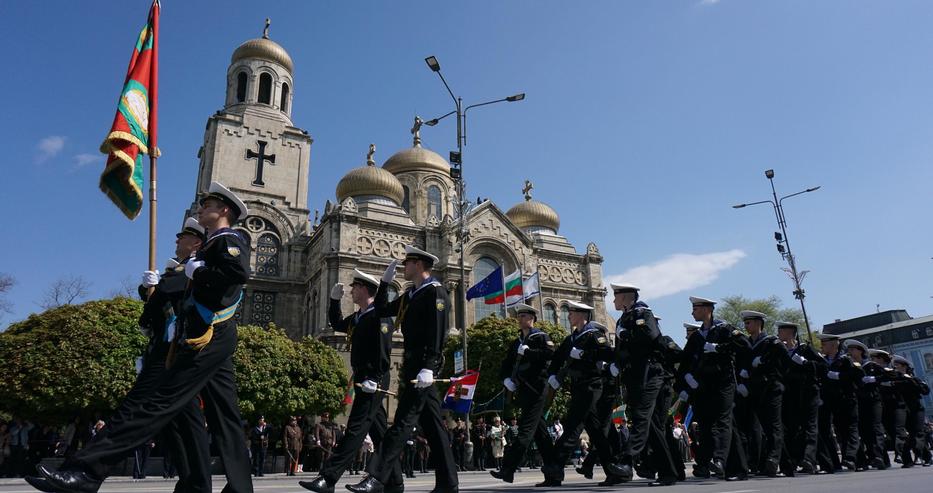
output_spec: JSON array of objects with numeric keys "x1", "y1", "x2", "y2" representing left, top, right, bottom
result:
[
  {"x1": 320, "y1": 389, "x2": 402, "y2": 485},
  {"x1": 501, "y1": 385, "x2": 552, "y2": 473},
  {"x1": 70, "y1": 321, "x2": 252, "y2": 493},
  {"x1": 367, "y1": 385, "x2": 458, "y2": 488}
]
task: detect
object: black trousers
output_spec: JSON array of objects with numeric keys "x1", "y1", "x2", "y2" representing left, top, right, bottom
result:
[
  {"x1": 856, "y1": 395, "x2": 886, "y2": 467},
  {"x1": 547, "y1": 378, "x2": 614, "y2": 481},
  {"x1": 782, "y1": 385, "x2": 819, "y2": 470},
  {"x1": 881, "y1": 400, "x2": 908, "y2": 466},
  {"x1": 320, "y1": 387, "x2": 402, "y2": 485},
  {"x1": 621, "y1": 369, "x2": 677, "y2": 479},
  {"x1": 693, "y1": 377, "x2": 735, "y2": 465},
  {"x1": 71, "y1": 321, "x2": 253, "y2": 493},
  {"x1": 580, "y1": 381, "x2": 620, "y2": 474},
  {"x1": 817, "y1": 394, "x2": 859, "y2": 471},
  {"x1": 367, "y1": 384, "x2": 458, "y2": 488},
  {"x1": 749, "y1": 385, "x2": 783, "y2": 472},
  {"x1": 904, "y1": 407, "x2": 927, "y2": 464},
  {"x1": 501, "y1": 383, "x2": 553, "y2": 473}
]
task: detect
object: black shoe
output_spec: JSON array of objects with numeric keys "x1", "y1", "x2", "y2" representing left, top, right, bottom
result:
[
  {"x1": 711, "y1": 460, "x2": 725, "y2": 477},
  {"x1": 649, "y1": 477, "x2": 677, "y2": 487},
  {"x1": 842, "y1": 460, "x2": 857, "y2": 471},
  {"x1": 490, "y1": 470, "x2": 514, "y2": 483},
  {"x1": 24, "y1": 476, "x2": 58, "y2": 493},
  {"x1": 761, "y1": 460, "x2": 779, "y2": 477},
  {"x1": 870, "y1": 458, "x2": 886, "y2": 470},
  {"x1": 635, "y1": 464, "x2": 656, "y2": 480},
  {"x1": 800, "y1": 461, "x2": 816, "y2": 474},
  {"x1": 692, "y1": 465, "x2": 710, "y2": 478},
  {"x1": 575, "y1": 467, "x2": 593, "y2": 480},
  {"x1": 428, "y1": 487, "x2": 457, "y2": 493},
  {"x1": 535, "y1": 479, "x2": 561, "y2": 487},
  {"x1": 605, "y1": 463, "x2": 633, "y2": 481},
  {"x1": 725, "y1": 473, "x2": 748, "y2": 481},
  {"x1": 300, "y1": 476, "x2": 336, "y2": 493},
  {"x1": 36, "y1": 465, "x2": 102, "y2": 493},
  {"x1": 384, "y1": 484, "x2": 404, "y2": 493},
  {"x1": 346, "y1": 476, "x2": 385, "y2": 493}
]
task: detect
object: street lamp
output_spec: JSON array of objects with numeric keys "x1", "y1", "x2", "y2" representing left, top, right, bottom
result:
[
  {"x1": 422, "y1": 54, "x2": 524, "y2": 446},
  {"x1": 733, "y1": 169, "x2": 820, "y2": 339}
]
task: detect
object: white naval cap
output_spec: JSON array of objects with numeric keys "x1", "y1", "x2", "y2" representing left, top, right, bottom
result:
[
  {"x1": 201, "y1": 181, "x2": 249, "y2": 221},
  {"x1": 775, "y1": 321, "x2": 799, "y2": 332},
  {"x1": 567, "y1": 300, "x2": 594, "y2": 312},
  {"x1": 689, "y1": 296, "x2": 717, "y2": 306},
  {"x1": 844, "y1": 339, "x2": 868, "y2": 353},
  {"x1": 610, "y1": 282, "x2": 640, "y2": 293},
  {"x1": 403, "y1": 245, "x2": 439, "y2": 265},
  {"x1": 891, "y1": 355, "x2": 912, "y2": 368},
  {"x1": 868, "y1": 348, "x2": 891, "y2": 360},
  {"x1": 740, "y1": 310, "x2": 767, "y2": 320},
  {"x1": 350, "y1": 269, "x2": 379, "y2": 288},
  {"x1": 510, "y1": 303, "x2": 538, "y2": 317},
  {"x1": 165, "y1": 258, "x2": 180, "y2": 270},
  {"x1": 816, "y1": 333, "x2": 840, "y2": 342},
  {"x1": 176, "y1": 217, "x2": 207, "y2": 240},
  {"x1": 684, "y1": 322, "x2": 701, "y2": 331}
]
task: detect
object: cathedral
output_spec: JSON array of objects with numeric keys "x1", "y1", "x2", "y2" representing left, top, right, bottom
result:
[{"x1": 188, "y1": 24, "x2": 610, "y2": 345}]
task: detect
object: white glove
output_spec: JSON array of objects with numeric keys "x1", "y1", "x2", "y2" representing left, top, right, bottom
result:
[
  {"x1": 548, "y1": 375, "x2": 560, "y2": 390},
  {"x1": 739, "y1": 369, "x2": 749, "y2": 379},
  {"x1": 517, "y1": 344, "x2": 529, "y2": 356},
  {"x1": 330, "y1": 283, "x2": 345, "y2": 300},
  {"x1": 141, "y1": 270, "x2": 161, "y2": 287},
  {"x1": 752, "y1": 356, "x2": 762, "y2": 368},
  {"x1": 360, "y1": 379, "x2": 378, "y2": 393},
  {"x1": 827, "y1": 371, "x2": 840, "y2": 380},
  {"x1": 862, "y1": 375, "x2": 877, "y2": 384},
  {"x1": 609, "y1": 363, "x2": 620, "y2": 377},
  {"x1": 685, "y1": 373, "x2": 699, "y2": 389},
  {"x1": 185, "y1": 260, "x2": 205, "y2": 280},
  {"x1": 503, "y1": 378, "x2": 517, "y2": 392},
  {"x1": 703, "y1": 342, "x2": 718, "y2": 353},
  {"x1": 736, "y1": 383, "x2": 749, "y2": 397},
  {"x1": 792, "y1": 353, "x2": 807, "y2": 365},
  {"x1": 678, "y1": 391, "x2": 689, "y2": 402},
  {"x1": 570, "y1": 347, "x2": 584, "y2": 360},
  {"x1": 382, "y1": 260, "x2": 399, "y2": 283},
  {"x1": 414, "y1": 369, "x2": 434, "y2": 388}
]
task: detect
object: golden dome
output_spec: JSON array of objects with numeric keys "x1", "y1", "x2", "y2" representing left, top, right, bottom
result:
[
  {"x1": 336, "y1": 145, "x2": 405, "y2": 206},
  {"x1": 383, "y1": 143, "x2": 450, "y2": 175},
  {"x1": 231, "y1": 37, "x2": 294, "y2": 72},
  {"x1": 507, "y1": 199, "x2": 560, "y2": 232}
]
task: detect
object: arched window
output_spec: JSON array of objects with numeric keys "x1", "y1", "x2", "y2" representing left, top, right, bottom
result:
[
  {"x1": 559, "y1": 305, "x2": 570, "y2": 331},
  {"x1": 544, "y1": 303, "x2": 558, "y2": 325},
  {"x1": 236, "y1": 72, "x2": 248, "y2": 102},
  {"x1": 427, "y1": 185, "x2": 442, "y2": 219},
  {"x1": 280, "y1": 82, "x2": 289, "y2": 112},
  {"x1": 256, "y1": 233, "x2": 281, "y2": 276},
  {"x1": 250, "y1": 290, "x2": 276, "y2": 325},
  {"x1": 473, "y1": 257, "x2": 505, "y2": 322},
  {"x1": 401, "y1": 186, "x2": 410, "y2": 213},
  {"x1": 258, "y1": 73, "x2": 273, "y2": 104}
]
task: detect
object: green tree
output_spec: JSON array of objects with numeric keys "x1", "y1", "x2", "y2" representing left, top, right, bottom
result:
[
  {"x1": 716, "y1": 295, "x2": 818, "y2": 345},
  {"x1": 442, "y1": 315, "x2": 572, "y2": 420},
  {"x1": 234, "y1": 324, "x2": 346, "y2": 423},
  {"x1": 0, "y1": 297, "x2": 146, "y2": 421}
]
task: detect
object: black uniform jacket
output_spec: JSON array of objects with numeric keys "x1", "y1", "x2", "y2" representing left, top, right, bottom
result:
[
  {"x1": 330, "y1": 299, "x2": 392, "y2": 386},
  {"x1": 678, "y1": 320, "x2": 749, "y2": 384},
  {"x1": 821, "y1": 351, "x2": 863, "y2": 401},
  {"x1": 779, "y1": 342, "x2": 825, "y2": 392},
  {"x1": 138, "y1": 262, "x2": 190, "y2": 360},
  {"x1": 185, "y1": 228, "x2": 250, "y2": 334},
  {"x1": 374, "y1": 278, "x2": 449, "y2": 380},
  {"x1": 548, "y1": 321, "x2": 613, "y2": 384},
  {"x1": 737, "y1": 333, "x2": 786, "y2": 391},
  {"x1": 499, "y1": 328, "x2": 555, "y2": 393}
]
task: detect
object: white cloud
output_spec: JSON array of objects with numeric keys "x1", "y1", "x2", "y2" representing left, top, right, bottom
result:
[
  {"x1": 73, "y1": 153, "x2": 99, "y2": 168},
  {"x1": 36, "y1": 136, "x2": 66, "y2": 163},
  {"x1": 699, "y1": 0, "x2": 721, "y2": 5},
  {"x1": 605, "y1": 249, "x2": 746, "y2": 301}
]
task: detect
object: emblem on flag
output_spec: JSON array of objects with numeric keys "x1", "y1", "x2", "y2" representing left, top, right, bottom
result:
[{"x1": 441, "y1": 370, "x2": 479, "y2": 414}]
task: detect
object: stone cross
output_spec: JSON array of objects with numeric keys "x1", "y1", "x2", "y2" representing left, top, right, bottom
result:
[{"x1": 246, "y1": 140, "x2": 276, "y2": 186}]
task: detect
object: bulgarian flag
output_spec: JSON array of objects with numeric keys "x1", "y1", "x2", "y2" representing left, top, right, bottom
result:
[
  {"x1": 504, "y1": 270, "x2": 524, "y2": 307},
  {"x1": 99, "y1": 0, "x2": 160, "y2": 220},
  {"x1": 466, "y1": 266, "x2": 504, "y2": 305}
]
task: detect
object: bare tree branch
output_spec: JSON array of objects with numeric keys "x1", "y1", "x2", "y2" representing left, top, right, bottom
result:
[
  {"x1": 108, "y1": 275, "x2": 139, "y2": 299},
  {"x1": 0, "y1": 272, "x2": 15, "y2": 323},
  {"x1": 39, "y1": 276, "x2": 91, "y2": 310}
]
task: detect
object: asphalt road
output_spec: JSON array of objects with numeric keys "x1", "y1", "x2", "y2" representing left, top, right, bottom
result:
[{"x1": 2, "y1": 466, "x2": 931, "y2": 493}]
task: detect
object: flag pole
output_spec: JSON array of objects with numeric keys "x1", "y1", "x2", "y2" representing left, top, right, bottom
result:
[{"x1": 147, "y1": 1, "x2": 160, "y2": 280}]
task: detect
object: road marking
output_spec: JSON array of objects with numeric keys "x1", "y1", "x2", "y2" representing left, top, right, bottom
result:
[{"x1": 716, "y1": 490, "x2": 760, "y2": 493}]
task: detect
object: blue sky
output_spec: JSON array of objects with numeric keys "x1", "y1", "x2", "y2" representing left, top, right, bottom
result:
[{"x1": 2, "y1": 0, "x2": 932, "y2": 344}]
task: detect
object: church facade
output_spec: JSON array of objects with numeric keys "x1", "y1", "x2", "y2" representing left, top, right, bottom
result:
[{"x1": 188, "y1": 27, "x2": 610, "y2": 343}]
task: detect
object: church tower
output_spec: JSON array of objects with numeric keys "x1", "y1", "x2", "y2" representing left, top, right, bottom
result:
[{"x1": 190, "y1": 19, "x2": 312, "y2": 330}]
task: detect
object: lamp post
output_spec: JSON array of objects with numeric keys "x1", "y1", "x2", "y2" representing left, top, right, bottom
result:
[
  {"x1": 423, "y1": 55, "x2": 524, "y2": 451},
  {"x1": 733, "y1": 169, "x2": 820, "y2": 340}
]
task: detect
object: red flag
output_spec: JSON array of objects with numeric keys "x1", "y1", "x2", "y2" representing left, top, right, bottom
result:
[{"x1": 99, "y1": 0, "x2": 160, "y2": 219}]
